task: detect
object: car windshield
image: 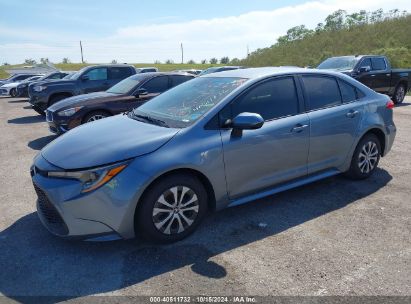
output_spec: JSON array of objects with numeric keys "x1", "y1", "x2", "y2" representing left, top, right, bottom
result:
[
  {"x1": 106, "y1": 75, "x2": 145, "y2": 94},
  {"x1": 24, "y1": 76, "x2": 42, "y2": 82},
  {"x1": 317, "y1": 57, "x2": 359, "y2": 71},
  {"x1": 131, "y1": 77, "x2": 247, "y2": 128},
  {"x1": 62, "y1": 73, "x2": 76, "y2": 79}
]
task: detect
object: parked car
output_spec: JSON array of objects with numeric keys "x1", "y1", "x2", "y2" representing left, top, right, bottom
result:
[
  {"x1": 31, "y1": 67, "x2": 396, "y2": 242},
  {"x1": 318, "y1": 55, "x2": 411, "y2": 104},
  {"x1": 135, "y1": 67, "x2": 158, "y2": 73},
  {"x1": 198, "y1": 66, "x2": 245, "y2": 76},
  {"x1": 0, "y1": 73, "x2": 40, "y2": 87},
  {"x1": 16, "y1": 71, "x2": 70, "y2": 97},
  {"x1": 28, "y1": 64, "x2": 137, "y2": 114},
  {"x1": 46, "y1": 72, "x2": 195, "y2": 134},
  {"x1": 173, "y1": 69, "x2": 203, "y2": 75},
  {"x1": 0, "y1": 75, "x2": 43, "y2": 97}
]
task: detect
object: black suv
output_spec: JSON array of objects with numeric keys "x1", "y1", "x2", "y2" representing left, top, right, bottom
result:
[{"x1": 28, "y1": 64, "x2": 136, "y2": 114}]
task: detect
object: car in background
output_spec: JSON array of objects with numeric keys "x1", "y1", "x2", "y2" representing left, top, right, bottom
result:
[
  {"x1": 318, "y1": 55, "x2": 411, "y2": 104},
  {"x1": 16, "y1": 71, "x2": 70, "y2": 97},
  {"x1": 0, "y1": 75, "x2": 43, "y2": 97},
  {"x1": 135, "y1": 67, "x2": 158, "y2": 73},
  {"x1": 28, "y1": 64, "x2": 137, "y2": 114},
  {"x1": 0, "y1": 73, "x2": 41, "y2": 87},
  {"x1": 173, "y1": 69, "x2": 202, "y2": 75},
  {"x1": 198, "y1": 66, "x2": 245, "y2": 76},
  {"x1": 46, "y1": 72, "x2": 194, "y2": 134},
  {"x1": 31, "y1": 67, "x2": 396, "y2": 242}
]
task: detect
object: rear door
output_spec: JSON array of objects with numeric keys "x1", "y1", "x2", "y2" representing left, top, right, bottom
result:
[
  {"x1": 108, "y1": 67, "x2": 134, "y2": 87},
  {"x1": 370, "y1": 57, "x2": 391, "y2": 93},
  {"x1": 81, "y1": 67, "x2": 109, "y2": 93},
  {"x1": 301, "y1": 75, "x2": 363, "y2": 174},
  {"x1": 169, "y1": 75, "x2": 194, "y2": 88},
  {"x1": 220, "y1": 76, "x2": 310, "y2": 199}
]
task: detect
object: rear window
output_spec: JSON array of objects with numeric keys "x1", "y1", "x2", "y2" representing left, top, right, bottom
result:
[
  {"x1": 170, "y1": 75, "x2": 193, "y2": 87},
  {"x1": 109, "y1": 67, "x2": 133, "y2": 79},
  {"x1": 338, "y1": 80, "x2": 357, "y2": 103},
  {"x1": 302, "y1": 76, "x2": 341, "y2": 110}
]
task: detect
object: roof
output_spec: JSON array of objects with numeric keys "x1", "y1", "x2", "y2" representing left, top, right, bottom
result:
[
  {"x1": 201, "y1": 66, "x2": 352, "y2": 80},
  {"x1": 129, "y1": 71, "x2": 195, "y2": 80}
]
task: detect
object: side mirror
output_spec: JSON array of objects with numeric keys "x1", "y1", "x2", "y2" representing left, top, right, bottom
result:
[
  {"x1": 81, "y1": 75, "x2": 89, "y2": 81},
  {"x1": 135, "y1": 88, "x2": 148, "y2": 97},
  {"x1": 230, "y1": 112, "x2": 264, "y2": 130},
  {"x1": 358, "y1": 66, "x2": 371, "y2": 73}
]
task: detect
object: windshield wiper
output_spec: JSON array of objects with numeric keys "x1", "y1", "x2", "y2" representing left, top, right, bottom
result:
[{"x1": 131, "y1": 113, "x2": 169, "y2": 128}]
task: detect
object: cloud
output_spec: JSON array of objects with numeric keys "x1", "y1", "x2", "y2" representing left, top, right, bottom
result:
[{"x1": 1, "y1": 0, "x2": 410, "y2": 64}]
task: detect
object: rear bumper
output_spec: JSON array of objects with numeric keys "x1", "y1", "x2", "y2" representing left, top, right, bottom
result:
[{"x1": 384, "y1": 123, "x2": 396, "y2": 156}]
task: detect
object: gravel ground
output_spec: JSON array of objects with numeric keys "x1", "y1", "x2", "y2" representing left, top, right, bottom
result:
[{"x1": 0, "y1": 96, "x2": 410, "y2": 301}]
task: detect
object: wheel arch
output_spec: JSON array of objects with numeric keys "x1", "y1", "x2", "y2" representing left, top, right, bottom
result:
[
  {"x1": 47, "y1": 92, "x2": 73, "y2": 106},
  {"x1": 133, "y1": 168, "x2": 217, "y2": 229},
  {"x1": 359, "y1": 127, "x2": 386, "y2": 157},
  {"x1": 81, "y1": 109, "x2": 113, "y2": 124}
]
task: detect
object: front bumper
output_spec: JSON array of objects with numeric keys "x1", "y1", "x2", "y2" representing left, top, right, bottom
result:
[
  {"x1": 28, "y1": 93, "x2": 48, "y2": 110},
  {"x1": 31, "y1": 155, "x2": 148, "y2": 240},
  {"x1": 46, "y1": 110, "x2": 82, "y2": 134},
  {"x1": 0, "y1": 87, "x2": 11, "y2": 96},
  {"x1": 16, "y1": 86, "x2": 28, "y2": 97}
]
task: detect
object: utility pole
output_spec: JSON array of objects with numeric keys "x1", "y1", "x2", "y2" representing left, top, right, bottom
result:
[
  {"x1": 247, "y1": 45, "x2": 250, "y2": 58},
  {"x1": 80, "y1": 41, "x2": 84, "y2": 63},
  {"x1": 181, "y1": 43, "x2": 184, "y2": 64}
]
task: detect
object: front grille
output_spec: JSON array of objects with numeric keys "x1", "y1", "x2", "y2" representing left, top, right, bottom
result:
[
  {"x1": 0, "y1": 89, "x2": 7, "y2": 94},
  {"x1": 33, "y1": 183, "x2": 69, "y2": 236}
]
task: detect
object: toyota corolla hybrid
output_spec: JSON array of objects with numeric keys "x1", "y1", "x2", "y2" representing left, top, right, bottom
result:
[{"x1": 31, "y1": 67, "x2": 396, "y2": 243}]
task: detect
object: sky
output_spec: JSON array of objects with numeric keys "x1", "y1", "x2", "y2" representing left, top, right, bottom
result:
[{"x1": 0, "y1": 0, "x2": 410, "y2": 64}]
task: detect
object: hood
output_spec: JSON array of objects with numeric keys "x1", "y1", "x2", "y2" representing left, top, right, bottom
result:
[
  {"x1": 48, "y1": 92, "x2": 121, "y2": 111},
  {"x1": 34, "y1": 79, "x2": 76, "y2": 87},
  {"x1": 41, "y1": 114, "x2": 179, "y2": 169}
]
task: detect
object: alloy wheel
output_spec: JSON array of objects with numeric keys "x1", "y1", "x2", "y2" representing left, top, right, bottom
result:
[
  {"x1": 396, "y1": 86, "x2": 405, "y2": 103},
  {"x1": 358, "y1": 141, "x2": 379, "y2": 174},
  {"x1": 152, "y1": 186, "x2": 199, "y2": 235},
  {"x1": 87, "y1": 114, "x2": 106, "y2": 122}
]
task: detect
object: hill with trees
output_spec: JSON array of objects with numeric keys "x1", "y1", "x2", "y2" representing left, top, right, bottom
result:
[{"x1": 241, "y1": 9, "x2": 411, "y2": 68}]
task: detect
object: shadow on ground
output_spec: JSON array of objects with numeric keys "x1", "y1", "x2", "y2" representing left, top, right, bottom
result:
[
  {"x1": 7, "y1": 99, "x2": 29, "y2": 103},
  {"x1": 8, "y1": 115, "x2": 44, "y2": 124},
  {"x1": 0, "y1": 169, "x2": 392, "y2": 302},
  {"x1": 27, "y1": 135, "x2": 57, "y2": 150}
]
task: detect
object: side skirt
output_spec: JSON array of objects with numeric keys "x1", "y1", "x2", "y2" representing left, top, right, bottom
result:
[{"x1": 227, "y1": 169, "x2": 341, "y2": 208}]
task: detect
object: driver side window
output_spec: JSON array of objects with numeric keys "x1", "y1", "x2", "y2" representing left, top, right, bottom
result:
[
  {"x1": 229, "y1": 77, "x2": 299, "y2": 121},
  {"x1": 358, "y1": 58, "x2": 372, "y2": 70},
  {"x1": 142, "y1": 76, "x2": 169, "y2": 93}
]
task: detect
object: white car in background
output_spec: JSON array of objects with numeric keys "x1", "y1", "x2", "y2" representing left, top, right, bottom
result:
[{"x1": 0, "y1": 75, "x2": 43, "y2": 97}]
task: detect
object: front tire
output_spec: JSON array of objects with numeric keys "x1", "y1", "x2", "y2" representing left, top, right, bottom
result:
[
  {"x1": 345, "y1": 134, "x2": 381, "y2": 180},
  {"x1": 9, "y1": 88, "x2": 17, "y2": 97},
  {"x1": 393, "y1": 83, "x2": 406, "y2": 104},
  {"x1": 136, "y1": 173, "x2": 208, "y2": 243}
]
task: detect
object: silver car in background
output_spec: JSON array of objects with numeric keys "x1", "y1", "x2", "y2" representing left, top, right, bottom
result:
[{"x1": 31, "y1": 67, "x2": 396, "y2": 243}]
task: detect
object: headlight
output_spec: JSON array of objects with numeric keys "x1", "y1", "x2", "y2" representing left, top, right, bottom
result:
[
  {"x1": 47, "y1": 162, "x2": 128, "y2": 193},
  {"x1": 33, "y1": 85, "x2": 47, "y2": 92},
  {"x1": 58, "y1": 106, "x2": 83, "y2": 117}
]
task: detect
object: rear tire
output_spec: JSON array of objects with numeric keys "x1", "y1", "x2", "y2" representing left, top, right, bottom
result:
[
  {"x1": 9, "y1": 88, "x2": 17, "y2": 97},
  {"x1": 393, "y1": 83, "x2": 406, "y2": 104},
  {"x1": 345, "y1": 134, "x2": 381, "y2": 180},
  {"x1": 136, "y1": 173, "x2": 208, "y2": 243},
  {"x1": 82, "y1": 111, "x2": 111, "y2": 124}
]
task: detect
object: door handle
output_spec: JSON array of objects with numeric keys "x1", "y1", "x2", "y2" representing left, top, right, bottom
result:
[
  {"x1": 370, "y1": 74, "x2": 376, "y2": 77},
  {"x1": 291, "y1": 124, "x2": 308, "y2": 133},
  {"x1": 346, "y1": 110, "x2": 359, "y2": 118}
]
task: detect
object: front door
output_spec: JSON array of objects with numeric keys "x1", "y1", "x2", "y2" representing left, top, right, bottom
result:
[{"x1": 220, "y1": 76, "x2": 310, "y2": 199}]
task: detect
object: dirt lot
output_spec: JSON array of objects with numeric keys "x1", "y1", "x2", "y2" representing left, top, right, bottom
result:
[{"x1": 0, "y1": 96, "x2": 410, "y2": 301}]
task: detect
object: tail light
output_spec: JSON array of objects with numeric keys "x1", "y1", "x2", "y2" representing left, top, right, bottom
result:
[{"x1": 386, "y1": 100, "x2": 395, "y2": 109}]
